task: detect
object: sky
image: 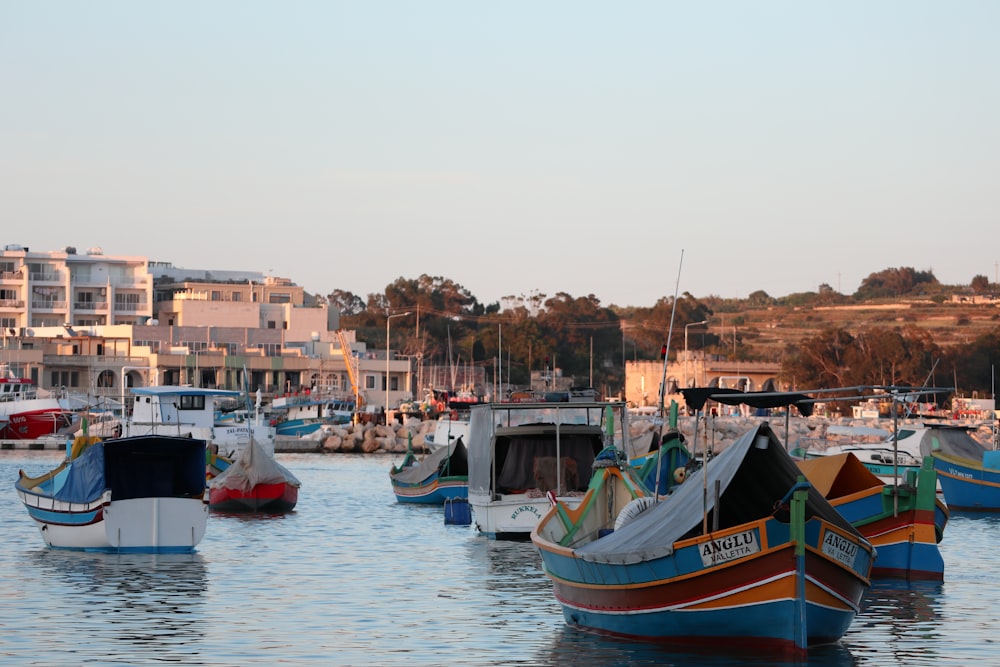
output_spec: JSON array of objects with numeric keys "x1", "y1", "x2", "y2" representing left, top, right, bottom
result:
[{"x1": 2, "y1": 2, "x2": 998, "y2": 308}]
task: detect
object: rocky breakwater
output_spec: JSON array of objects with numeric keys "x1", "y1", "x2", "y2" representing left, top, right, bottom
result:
[
  {"x1": 628, "y1": 414, "x2": 996, "y2": 455},
  {"x1": 273, "y1": 418, "x2": 450, "y2": 455},
  {"x1": 275, "y1": 414, "x2": 995, "y2": 455}
]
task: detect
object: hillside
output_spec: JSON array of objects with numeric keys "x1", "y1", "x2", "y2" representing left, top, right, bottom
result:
[{"x1": 717, "y1": 297, "x2": 1000, "y2": 362}]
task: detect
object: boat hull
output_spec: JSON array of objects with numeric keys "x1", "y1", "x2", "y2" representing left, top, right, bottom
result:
[
  {"x1": 1, "y1": 408, "x2": 72, "y2": 439},
  {"x1": 831, "y1": 489, "x2": 945, "y2": 580},
  {"x1": 208, "y1": 481, "x2": 298, "y2": 513},
  {"x1": 471, "y1": 493, "x2": 586, "y2": 539},
  {"x1": 17, "y1": 491, "x2": 208, "y2": 552},
  {"x1": 391, "y1": 476, "x2": 467, "y2": 504},
  {"x1": 933, "y1": 452, "x2": 1000, "y2": 511},
  {"x1": 274, "y1": 419, "x2": 326, "y2": 437}
]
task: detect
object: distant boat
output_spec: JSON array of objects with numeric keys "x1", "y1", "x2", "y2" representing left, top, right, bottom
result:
[
  {"x1": 797, "y1": 451, "x2": 947, "y2": 580},
  {"x1": 270, "y1": 393, "x2": 354, "y2": 437},
  {"x1": 389, "y1": 436, "x2": 468, "y2": 504},
  {"x1": 423, "y1": 415, "x2": 469, "y2": 452},
  {"x1": 532, "y1": 422, "x2": 875, "y2": 656},
  {"x1": 806, "y1": 423, "x2": 1000, "y2": 511},
  {"x1": 467, "y1": 400, "x2": 629, "y2": 539},
  {"x1": 125, "y1": 385, "x2": 276, "y2": 458},
  {"x1": 207, "y1": 437, "x2": 300, "y2": 513},
  {"x1": 15, "y1": 434, "x2": 209, "y2": 552},
  {"x1": 0, "y1": 364, "x2": 72, "y2": 439}
]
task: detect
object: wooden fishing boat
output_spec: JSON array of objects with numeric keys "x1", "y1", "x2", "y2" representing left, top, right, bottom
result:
[
  {"x1": 389, "y1": 436, "x2": 468, "y2": 504},
  {"x1": 532, "y1": 422, "x2": 874, "y2": 656},
  {"x1": 797, "y1": 452, "x2": 947, "y2": 580},
  {"x1": 15, "y1": 434, "x2": 209, "y2": 552}
]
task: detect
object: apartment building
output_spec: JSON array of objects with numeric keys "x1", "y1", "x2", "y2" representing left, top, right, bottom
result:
[
  {"x1": 0, "y1": 244, "x2": 152, "y2": 332},
  {"x1": 0, "y1": 246, "x2": 414, "y2": 410}
]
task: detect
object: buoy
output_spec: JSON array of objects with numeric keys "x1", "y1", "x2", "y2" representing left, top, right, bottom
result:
[{"x1": 673, "y1": 466, "x2": 687, "y2": 485}]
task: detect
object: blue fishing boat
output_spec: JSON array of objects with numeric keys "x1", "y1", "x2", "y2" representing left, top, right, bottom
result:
[
  {"x1": 271, "y1": 394, "x2": 355, "y2": 436},
  {"x1": 818, "y1": 423, "x2": 1000, "y2": 511},
  {"x1": 389, "y1": 436, "x2": 468, "y2": 504},
  {"x1": 15, "y1": 434, "x2": 209, "y2": 552},
  {"x1": 532, "y1": 422, "x2": 874, "y2": 657}
]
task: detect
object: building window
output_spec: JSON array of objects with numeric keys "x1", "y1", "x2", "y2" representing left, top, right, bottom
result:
[
  {"x1": 365, "y1": 375, "x2": 376, "y2": 389},
  {"x1": 134, "y1": 339, "x2": 161, "y2": 353},
  {"x1": 232, "y1": 292, "x2": 242, "y2": 302},
  {"x1": 211, "y1": 291, "x2": 221, "y2": 301},
  {"x1": 267, "y1": 321, "x2": 276, "y2": 329}
]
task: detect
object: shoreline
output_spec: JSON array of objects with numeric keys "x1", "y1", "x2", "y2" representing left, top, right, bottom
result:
[{"x1": 3, "y1": 414, "x2": 994, "y2": 455}]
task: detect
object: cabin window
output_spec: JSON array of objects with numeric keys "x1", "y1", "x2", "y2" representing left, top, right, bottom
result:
[{"x1": 179, "y1": 395, "x2": 206, "y2": 410}]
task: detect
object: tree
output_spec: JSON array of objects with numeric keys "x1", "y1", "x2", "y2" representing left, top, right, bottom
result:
[
  {"x1": 747, "y1": 290, "x2": 774, "y2": 308},
  {"x1": 328, "y1": 289, "x2": 365, "y2": 317},
  {"x1": 855, "y1": 267, "x2": 938, "y2": 299},
  {"x1": 971, "y1": 274, "x2": 991, "y2": 294}
]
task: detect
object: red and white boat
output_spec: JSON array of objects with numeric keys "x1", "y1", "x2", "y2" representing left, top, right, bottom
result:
[
  {"x1": 207, "y1": 437, "x2": 300, "y2": 513},
  {"x1": 0, "y1": 365, "x2": 71, "y2": 440}
]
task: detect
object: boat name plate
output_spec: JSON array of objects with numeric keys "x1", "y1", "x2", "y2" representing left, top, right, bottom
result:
[{"x1": 699, "y1": 529, "x2": 760, "y2": 567}]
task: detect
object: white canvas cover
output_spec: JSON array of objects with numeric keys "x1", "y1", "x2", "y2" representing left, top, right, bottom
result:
[{"x1": 210, "y1": 437, "x2": 300, "y2": 493}]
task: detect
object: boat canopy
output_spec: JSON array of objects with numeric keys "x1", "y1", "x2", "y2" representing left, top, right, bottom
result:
[
  {"x1": 55, "y1": 436, "x2": 206, "y2": 504},
  {"x1": 796, "y1": 452, "x2": 884, "y2": 497},
  {"x1": 467, "y1": 402, "x2": 626, "y2": 498},
  {"x1": 912, "y1": 425, "x2": 987, "y2": 460},
  {"x1": 681, "y1": 388, "x2": 816, "y2": 416},
  {"x1": 575, "y1": 423, "x2": 861, "y2": 565}
]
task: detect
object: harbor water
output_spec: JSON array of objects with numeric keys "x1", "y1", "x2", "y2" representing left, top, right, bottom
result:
[{"x1": 2, "y1": 450, "x2": 998, "y2": 666}]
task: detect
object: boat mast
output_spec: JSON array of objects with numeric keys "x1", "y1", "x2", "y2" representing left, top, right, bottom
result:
[{"x1": 657, "y1": 249, "x2": 683, "y2": 424}]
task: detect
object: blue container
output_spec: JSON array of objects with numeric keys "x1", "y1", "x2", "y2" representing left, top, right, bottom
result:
[{"x1": 444, "y1": 498, "x2": 472, "y2": 525}]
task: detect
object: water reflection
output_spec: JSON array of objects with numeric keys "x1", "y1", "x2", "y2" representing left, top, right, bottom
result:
[
  {"x1": 23, "y1": 549, "x2": 208, "y2": 662},
  {"x1": 537, "y1": 625, "x2": 858, "y2": 667},
  {"x1": 848, "y1": 580, "x2": 945, "y2": 664}
]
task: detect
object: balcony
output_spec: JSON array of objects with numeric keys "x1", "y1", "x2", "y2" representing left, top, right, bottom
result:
[
  {"x1": 0, "y1": 270, "x2": 24, "y2": 282},
  {"x1": 31, "y1": 300, "x2": 68, "y2": 311},
  {"x1": 73, "y1": 301, "x2": 110, "y2": 311},
  {"x1": 0, "y1": 299, "x2": 25, "y2": 310},
  {"x1": 113, "y1": 302, "x2": 149, "y2": 313},
  {"x1": 29, "y1": 271, "x2": 64, "y2": 283}
]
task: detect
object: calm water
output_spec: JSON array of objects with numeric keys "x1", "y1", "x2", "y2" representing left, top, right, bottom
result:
[{"x1": 2, "y1": 451, "x2": 999, "y2": 667}]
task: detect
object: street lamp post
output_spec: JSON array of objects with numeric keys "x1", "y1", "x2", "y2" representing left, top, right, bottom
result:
[
  {"x1": 684, "y1": 320, "x2": 708, "y2": 390},
  {"x1": 386, "y1": 312, "x2": 411, "y2": 421}
]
